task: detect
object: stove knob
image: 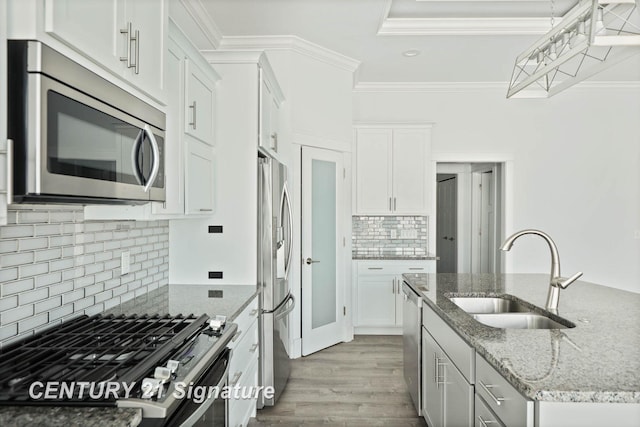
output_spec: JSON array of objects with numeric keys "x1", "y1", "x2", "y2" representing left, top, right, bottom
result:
[
  {"x1": 166, "y1": 360, "x2": 179, "y2": 374},
  {"x1": 154, "y1": 366, "x2": 171, "y2": 382}
]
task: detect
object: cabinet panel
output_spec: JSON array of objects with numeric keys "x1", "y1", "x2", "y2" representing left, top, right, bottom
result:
[
  {"x1": 185, "y1": 138, "x2": 215, "y2": 215},
  {"x1": 185, "y1": 58, "x2": 216, "y2": 145},
  {"x1": 121, "y1": 0, "x2": 165, "y2": 98},
  {"x1": 392, "y1": 129, "x2": 428, "y2": 214},
  {"x1": 475, "y1": 394, "x2": 505, "y2": 427},
  {"x1": 422, "y1": 328, "x2": 444, "y2": 427},
  {"x1": 355, "y1": 129, "x2": 393, "y2": 214},
  {"x1": 443, "y1": 358, "x2": 474, "y2": 427},
  {"x1": 356, "y1": 274, "x2": 396, "y2": 326},
  {"x1": 45, "y1": 0, "x2": 120, "y2": 71}
]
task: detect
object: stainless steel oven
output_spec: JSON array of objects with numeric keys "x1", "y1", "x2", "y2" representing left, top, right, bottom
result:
[{"x1": 7, "y1": 40, "x2": 165, "y2": 204}]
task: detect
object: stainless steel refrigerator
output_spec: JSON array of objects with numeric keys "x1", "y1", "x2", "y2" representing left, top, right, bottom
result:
[{"x1": 258, "y1": 153, "x2": 294, "y2": 407}]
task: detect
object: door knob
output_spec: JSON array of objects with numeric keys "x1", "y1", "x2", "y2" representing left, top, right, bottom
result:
[{"x1": 305, "y1": 258, "x2": 320, "y2": 265}]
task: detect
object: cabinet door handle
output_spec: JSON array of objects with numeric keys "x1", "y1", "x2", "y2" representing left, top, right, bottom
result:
[
  {"x1": 478, "y1": 416, "x2": 497, "y2": 427},
  {"x1": 392, "y1": 278, "x2": 395, "y2": 294},
  {"x1": 250, "y1": 343, "x2": 259, "y2": 353},
  {"x1": 249, "y1": 309, "x2": 259, "y2": 317},
  {"x1": 389, "y1": 197, "x2": 392, "y2": 211},
  {"x1": 270, "y1": 132, "x2": 278, "y2": 151},
  {"x1": 230, "y1": 371, "x2": 242, "y2": 387},
  {"x1": 479, "y1": 381, "x2": 505, "y2": 406},
  {"x1": 231, "y1": 330, "x2": 242, "y2": 342},
  {"x1": 132, "y1": 28, "x2": 139, "y2": 75},
  {"x1": 189, "y1": 101, "x2": 197, "y2": 129},
  {"x1": 393, "y1": 197, "x2": 397, "y2": 211},
  {"x1": 120, "y1": 22, "x2": 132, "y2": 68}
]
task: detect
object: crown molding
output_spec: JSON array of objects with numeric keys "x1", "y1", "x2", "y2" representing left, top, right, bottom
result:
[
  {"x1": 353, "y1": 81, "x2": 640, "y2": 93},
  {"x1": 178, "y1": 0, "x2": 223, "y2": 49},
  {"x1": 219, "y1": 36, "x2": 361, "y2": 72},
  {"x1": 378, "y1": 17, "x2": 552, "y2": 36}
]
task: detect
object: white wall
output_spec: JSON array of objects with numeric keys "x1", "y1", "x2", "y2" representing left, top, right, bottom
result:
[{"x1": 354, "y1": 87, "x2": 640, "y2": 293}]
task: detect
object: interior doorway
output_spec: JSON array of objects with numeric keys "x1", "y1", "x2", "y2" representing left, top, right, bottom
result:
[{"x1": 435, "y1": 163, "x2": 504, "y2": 274}]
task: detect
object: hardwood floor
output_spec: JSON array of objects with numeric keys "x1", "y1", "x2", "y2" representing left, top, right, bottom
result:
[{"x1": 248, "y1": 335, "x2": 427, "y2": 426}]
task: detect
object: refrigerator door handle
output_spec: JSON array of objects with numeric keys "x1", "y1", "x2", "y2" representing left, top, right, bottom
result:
[
  {"x1": 282, "y1": 182, "x2": 294, "y2": 280},
  {"x1": 275, "y1": 294, "x2": 295, "y2": 320},
  {"x1": 262, "y1": 291, "x2": 293, "y2": 315}
]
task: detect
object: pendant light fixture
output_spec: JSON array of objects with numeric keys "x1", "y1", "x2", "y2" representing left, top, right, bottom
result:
[{"x1": 507, "y1": 0, "x2": 640, "y2": 98}]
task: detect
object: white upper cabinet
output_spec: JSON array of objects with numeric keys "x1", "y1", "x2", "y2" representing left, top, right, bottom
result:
[
  {"x1": 184, "y1": 58, "x2": 216, "y2": 145},
  {"x1": 354, "y1": 125, "x2": 432, "y2": 215},
  {"x1": 259, "y1": 66, "x2": 283, "y2": 159},
  {"x1": 184, "y1": 138, "x2": 215, "y2": 215},
  {"x1": 44, "y1": 0, "x2": 166, "y2": 102}
]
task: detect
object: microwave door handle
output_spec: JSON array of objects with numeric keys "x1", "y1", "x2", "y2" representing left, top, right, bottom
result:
[
  {"x1": 131, "y1": 130, "x2": 144, "y2": 186},
  {"x1": 143, "y1": 124, "x2": 160, "y2": 193}
]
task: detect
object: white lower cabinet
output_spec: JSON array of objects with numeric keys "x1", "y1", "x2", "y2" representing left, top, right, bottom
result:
[
  {"x1": 353, "y1": 260, "x2": 435, "y2": 334},
  {"x1": 228, "y1": 298, "x2": 260, "y2": 427},
  {"x1": 422, "y1": 327, "x2": 474, "y2": 427}
]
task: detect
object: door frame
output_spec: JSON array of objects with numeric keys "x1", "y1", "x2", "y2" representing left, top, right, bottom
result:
[
  {"x1": 431, "y1": 154, "x2": 514, "y2": 274},
  {"x1": 289, "y1": 144, "x2": 353, "y2": 359}
]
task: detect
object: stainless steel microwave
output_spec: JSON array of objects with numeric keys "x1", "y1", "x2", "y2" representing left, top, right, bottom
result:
[{"x1": 7, "y1": 40, "x2": 165, "y2": 204}]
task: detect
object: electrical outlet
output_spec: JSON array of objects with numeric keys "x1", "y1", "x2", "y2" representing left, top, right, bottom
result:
[
  {"x1": 390, "y1": 230, "x2": 397, "y2": 239},
  {"x1": 121, "y1": 251, "x2": 130, "y2": 275}
]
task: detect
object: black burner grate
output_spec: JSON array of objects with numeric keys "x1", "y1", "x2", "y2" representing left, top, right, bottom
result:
[{"x1": 0, "y1": 313, "x2": 208, "y2": 405}]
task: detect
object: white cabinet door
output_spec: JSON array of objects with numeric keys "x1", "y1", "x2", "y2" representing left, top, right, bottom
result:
[
  {"x1": 356, "y1": 274, "x2": 396, "y2": 326},
  {"x1": 423, "y1": 329, "x2": 444, "y2": 427},
  {"x1": 259, "y1": 76, "x2": 278, "y2": 154},
  {"x1": 45, "y1": 0, "x2": 121, "y2": 71},
  {"x1": 120, "y1": 0, "x2": 165, "y2": 98},
  {"x1": 152, "y1": 38, "x2": 184, "y2": 216},
  {"x1": 184, "y1": 58, "x2": 216, "y2": 146},
  {"x1": 355, "y1": 129, "x2": 393, "y2": 214},
  {"x1": 185, "y1": 138, "x2": 215, "y2": 215},
  {"x1": 443, "y1": 356, "x2": 474, "y2": 427},
  {"x1": 392, "y1": 129, "x2": 429, "y2": 214}
]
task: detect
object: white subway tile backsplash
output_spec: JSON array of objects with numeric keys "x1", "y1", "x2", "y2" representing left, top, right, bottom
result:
[
  {"x1": 0, "y1": 207, "x2": 169, "y2": 346},
  {"x1": 1, "y1": 305, "x2": 35, "y2": 324},
  {"x1": 35, "y1": 224, "x2": 62, "y2": 236},
  {"x1": 1, "y1": 251, "x2": 36, "y2": 267},
  {"x1": 352, "y1": 216, "x2": 428, "y2": 258},
  {"x1": 2, "y1": 278, "x2": 35, "y2": 296},
  {"x1": 0, "y1": 225, "x2": 34, "y2": 239}
]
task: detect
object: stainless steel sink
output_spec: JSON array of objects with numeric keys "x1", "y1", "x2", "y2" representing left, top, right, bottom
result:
[
  {"x1": 472, "y1": 313, "x2": 572, "y2": 329},
  {"x1": 447, "y1": 295, "x2": 576, "y2": 329},
  {"x1": 449, "y1": 297, "x2": 531, "y2": 314}
]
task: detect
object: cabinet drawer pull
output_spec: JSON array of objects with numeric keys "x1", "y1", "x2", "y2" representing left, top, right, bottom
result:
[
  {"x1": 189, "y1": 101, "x2": 197, "y2": 129},
  {"x1": 230, "y1": 371, "x2": 242, "y2": 387},
  {"x1": 367, "y1": 267, "x2": 383, "y2": 270},
  {"x1": 409, "y1": 268, "x2": 424, "y2": 271},
  {"x1": 231, "y1": 330, "x2": 242, "y2": 342},
  {"x1": 249, "y1": 309, "x2": 259, "y2": 317},
  {"x1": 250, "y1": 343, "x2": 259, "y2": 353},
  {"x1": 478, "y1": 416, "x2": 497, "y2": 427},
  {"x1": 199, "y1": 208, "x2": 213, "y2": 212},
  {"x1": 479, "y1": 381, "x2": 505, "y2": 406}
]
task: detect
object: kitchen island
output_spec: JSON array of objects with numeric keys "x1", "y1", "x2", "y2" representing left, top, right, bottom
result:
[
  {"x1": 403, "y1": 273, "x2": 640, "y2": 426},
  {"x1": 0, "y1": 284, "x2": 258, "y2": 427}
]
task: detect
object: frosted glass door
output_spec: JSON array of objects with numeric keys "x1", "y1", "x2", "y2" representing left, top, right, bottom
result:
[{"x1": 302, "y1": 147, "x2": 344, "y2": 356}]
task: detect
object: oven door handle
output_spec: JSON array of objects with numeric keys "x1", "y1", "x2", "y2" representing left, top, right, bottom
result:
[
  {"x1": 176, "y1": 358, "x2": 230, "y2": 427},
  {"x1": 143, "y1": 124, "x2": 160, "y2": 193}
]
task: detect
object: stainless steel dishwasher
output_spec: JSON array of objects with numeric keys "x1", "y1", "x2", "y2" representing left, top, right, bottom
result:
[{"x1": 402, "y1": 281, "x2": 422, "y2": 416}]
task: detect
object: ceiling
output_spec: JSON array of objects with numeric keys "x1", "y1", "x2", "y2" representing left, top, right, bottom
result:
[{"x1": 201, "y1": 0, "x2": 640, "y2": 84}]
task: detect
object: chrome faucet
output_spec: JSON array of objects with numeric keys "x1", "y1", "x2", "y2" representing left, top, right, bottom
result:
[{"x1": 500, "y1": 229, "x2": 583, "y2": 313}]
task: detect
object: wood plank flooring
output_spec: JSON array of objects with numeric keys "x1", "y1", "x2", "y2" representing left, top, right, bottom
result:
[{"x1": 248, "y1": 335, "x2": 427, "y2": 426}]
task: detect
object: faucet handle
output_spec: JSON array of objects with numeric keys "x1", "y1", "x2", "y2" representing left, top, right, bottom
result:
[{"x1": 556, "y1": 271, "x2": 583, "y2": 289}]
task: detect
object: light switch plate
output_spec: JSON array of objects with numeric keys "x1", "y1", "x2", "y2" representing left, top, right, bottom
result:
[{"x1": 121, "y1": 251, "x2": 130, "y2": 275}]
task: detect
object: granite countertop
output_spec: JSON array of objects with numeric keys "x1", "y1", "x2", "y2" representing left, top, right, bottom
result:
[
  {"x1": 353, "y1": 253, "x2": 439, "y2": 261},
  {"x1": 105, "y1": 283, "x2": 259, "y2": 321},
  {"x1": 402, "y1": 273, "x2": 640, "y2": 404},
  {"x1": 0, "y1": 284, "x2": 259, "y2": 427}
]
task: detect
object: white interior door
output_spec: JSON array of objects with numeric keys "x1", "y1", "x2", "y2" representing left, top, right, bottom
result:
[{"x1": 301, "y1": 147, "x2": 345, "y2": 356}]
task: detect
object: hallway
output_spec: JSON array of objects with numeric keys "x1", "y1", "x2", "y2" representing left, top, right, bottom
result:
[{"x1": 249, "y1": 335, "x2": 427, "y2": 426}]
